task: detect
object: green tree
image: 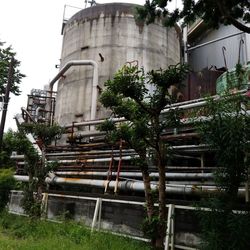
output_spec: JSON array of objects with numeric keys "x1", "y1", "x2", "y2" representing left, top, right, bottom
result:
[
  {"x1": 99, "y1": 63, "x2": 188, "y2": 248},
  {"x1": 198, "y1": 94, "x2": 250, "y2": 201},
  {"x1": 7, "y1": 123, "x2": 64, "y2": 217},
  {"x1": 0, "y1": 41, "x2": 25, "y2": 95},
  {"x1": 0, "y1": 130, "x2": 18, "y2": 168},
  {"x1": 137, "y1": 0, "x2": 250, "y2": 33},
  {"x1": 18, "y1": 123, "x2": 64, "y2": 217},
  {"x1": 196, "y1": 93, "x2": 250, "y2": 250}
]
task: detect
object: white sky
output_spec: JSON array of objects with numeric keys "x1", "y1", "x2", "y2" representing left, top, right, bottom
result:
[{"x1": 0, "y1": 0, "x2": 178, "y2": 131}]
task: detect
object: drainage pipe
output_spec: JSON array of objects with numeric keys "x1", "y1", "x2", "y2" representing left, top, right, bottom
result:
[{"x1": 49, "y1": 60, "x2": 98, "y2": 121}]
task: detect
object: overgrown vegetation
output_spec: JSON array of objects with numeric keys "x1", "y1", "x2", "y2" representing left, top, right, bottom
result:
[
  {"x1": 0, "y1": 169, "x2": 15, "y2": 211},
  {"x1": 18, "y1": 123, "x2": 63, "y2": 217},
  {"x1": 0, "y1": 211, "x2": 149, "y2": 250},
  {"x1": 0, "y1": 130, "x2": 19, "y2": 168},
  {"x1": 196, "y1": 93, "x2": 250, "y2": 250},
  {"x1": 99, "y1": 63, "x2": 188, "y2": 248},
  {"x1": 2, "y1": 124, "x2": 63, "y2": 217},
  {"x1": 137, "y1": 0, "x2": 250, "y2": 33}
]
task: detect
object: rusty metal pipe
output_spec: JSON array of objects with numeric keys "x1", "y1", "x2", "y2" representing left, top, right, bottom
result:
[
  {"x1": 45, "y1": 173, "x2": 245, "y2": 197},
  {"x1": 47, "y1": 155, "x2": 138, "y2": 164}
]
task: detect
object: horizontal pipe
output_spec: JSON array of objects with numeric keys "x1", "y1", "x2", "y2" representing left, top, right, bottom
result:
[
  {"x1": 47, "y1": 153, "x2": 138, "y2": 161},
  {"x1": 54, "y1": 171, "x2": 213, "y2": 179},
  {"x1": 13, "y1": 175, "x2": 38, "y2": 182},
  {"x1": 47, "y1": 155, "x2": 138, "y2": 164},
  {"x1": 171, "y1": 144, "x2": 208, "y2": 149},
  {"x1": 11, "y1": 154, "x2": 25, "y2": 160},
  {"x1": 45, "y1": 174, "x2": 245, "y2": 197},
  {"x1": 62, "y1": 89, "x2": 249, "y2": 128},
  {"x1": 171, "y1": 144, "x2": 211, "y2": 153},
  {"x1": 71, "y1": 130, "x2": 106, "y2": 138},
  {"x1": 187, "y1": 31, "x2": 244, "y2": 52},
  {"x1": 45, "y1": 149, "x2": 135, "y2": 157},
  {"x1": 64, "y1": 117, "x2": 126, "y2": 129}
]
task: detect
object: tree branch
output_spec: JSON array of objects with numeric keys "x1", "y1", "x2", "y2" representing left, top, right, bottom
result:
[
  {"x1": 226, "y1": 16, "x2": 250, "y2": 33},
  {"x1": 216, "y1": 1, "x2": 250, "y2": 33},
  {"x1": 134, "y1": 97, "x2": 155, "y2": 116}
]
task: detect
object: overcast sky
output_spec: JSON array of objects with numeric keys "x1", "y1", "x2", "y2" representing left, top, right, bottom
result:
[{"x1": 0, "y1": 0, "x2": 178, "y2": 131}]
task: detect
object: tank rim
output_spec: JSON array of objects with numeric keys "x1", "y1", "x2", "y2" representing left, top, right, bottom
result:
[{"x1": 67, "y1": 2, "x2": 140, "y2": 25}]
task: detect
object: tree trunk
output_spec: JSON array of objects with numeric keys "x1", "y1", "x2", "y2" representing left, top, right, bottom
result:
[
  {"x1": 36, "y1": 146, "x2": 46, "y2": 216},
  {"x1": 142, "y1": 169, "x2": 154, "y2": 220},
  {"x1": 154, "y1": 151, "x2": 167, "y2": 249}
]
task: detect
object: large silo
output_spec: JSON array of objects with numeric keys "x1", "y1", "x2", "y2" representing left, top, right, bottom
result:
[{"x1": 55, "y1": 3, "x2": 180, "y2": 126}]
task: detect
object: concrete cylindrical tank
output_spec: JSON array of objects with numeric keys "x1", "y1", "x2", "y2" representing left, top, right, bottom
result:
[{"x1": 55, "y1": 3, "x2": 180, "y2": 126}]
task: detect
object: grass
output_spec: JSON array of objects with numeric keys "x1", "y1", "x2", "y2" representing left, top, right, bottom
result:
[{"x1": 0, "y1": 211, "x2": 150, "y2": 250}]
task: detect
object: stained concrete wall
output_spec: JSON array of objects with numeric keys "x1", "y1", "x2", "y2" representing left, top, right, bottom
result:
[
  {"x1": 47, "y1": 196, "x2": 145, "y2": 237},
  {"x1": 55, "y1": 3, "x2": 181, "y2": 126}
]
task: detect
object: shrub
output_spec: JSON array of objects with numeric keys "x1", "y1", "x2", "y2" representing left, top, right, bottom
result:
[{"x1": 0, "y1": 168, "x2": 15, "y2": 211}]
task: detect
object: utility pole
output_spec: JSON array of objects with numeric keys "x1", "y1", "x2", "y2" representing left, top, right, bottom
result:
[{"x1": 0, "y1": 57, "x2": 15, "y2": 150}]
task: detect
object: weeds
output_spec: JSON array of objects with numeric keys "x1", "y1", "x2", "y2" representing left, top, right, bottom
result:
[{"x1": 0, "y1": 211, "x2": 149, "y2": 250}]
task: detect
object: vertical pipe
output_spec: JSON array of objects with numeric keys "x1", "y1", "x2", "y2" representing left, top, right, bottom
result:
[
  {"x1": 183, "y1": 26, "x2": 188, "y2": 64},
  {"x1": 114, "y1": 140, "x2": 123, "y2": 194},
  {"x1": 170, "y1": 205, "x2": 175, "y2": 250},
  {"x1": 97, "y1": 198, "x2": 102, "y2": 230},
  {"x1": 35, "y1": 107, "x2": 43, "y2": 122},
  {"x1": 165, "y1": 204, "x2": 174, "y2": 250},
  {"x1": 90, "y1": 61, "x2": 99, "y2": 121},
  {"x1": 200, "y1": 154, "x2": 204, "y2": 174},
  {"x1": 105, "y1": 148, "x2": 114, "y2": 193},
  {"x1": 245, "y1": 155, "x2": 249, "y2": 203},
  {"x1": 41, "y1": 192, "x2": 49, "y2": 218},
  {"x1": 91, "y1": 198, "x2": 100, "y2": 232}
]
